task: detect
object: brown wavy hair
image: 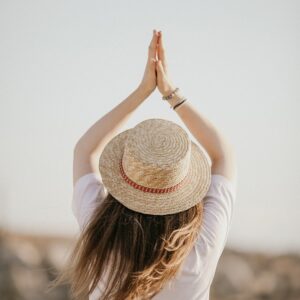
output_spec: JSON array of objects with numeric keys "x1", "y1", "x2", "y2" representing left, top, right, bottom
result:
[{"x1": 47, "y1": 192, "x2": 204, "y2": 299}]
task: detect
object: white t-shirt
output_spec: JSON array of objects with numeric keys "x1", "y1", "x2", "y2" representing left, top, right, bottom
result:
[{"x1": 72, "y1": 172, "x2": 237, "y2": 300}]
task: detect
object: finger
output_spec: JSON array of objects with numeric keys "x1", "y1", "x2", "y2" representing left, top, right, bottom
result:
[
  {"x1": 157, "y1": 31, "x2": 167, "y2": 70},
  {"x1": 148, "y1": 29, "x2": 159, "y2": 61},
  {"x1": 156, "y1": 59, "x2": 165, "y2": 75},
  {"x1": 148, "y1": 29, "x2": 158, "y2": 61},
  {"x1": 149, "y1": 58, "x2": 157, "y2": 69}
]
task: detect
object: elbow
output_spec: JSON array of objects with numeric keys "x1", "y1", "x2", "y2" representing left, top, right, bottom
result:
[
  {"x1": 211, "y1": 145, "x2": 237, "y2": 182},
  {"x1": 74, "y1": 141, "x2": 88, "y2": 155},
  {"x1": 212, "y1": 141, "x2": 236, "y2": 163}
]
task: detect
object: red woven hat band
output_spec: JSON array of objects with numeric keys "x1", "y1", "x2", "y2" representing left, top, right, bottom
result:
[{"x1": 119, "y1": 158, "x2": 190, "y2": 194}]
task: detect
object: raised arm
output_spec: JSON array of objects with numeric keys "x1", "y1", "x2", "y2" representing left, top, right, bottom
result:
[
  {"x1": 155, "y1": 31, "x2": 237, "y2": 182},
  {"x1": 166, "y1": 96, "x2": 236, "y2": 181},
  {"x1": 73, "y1": 30, "x2": 159, "y2": 186}
]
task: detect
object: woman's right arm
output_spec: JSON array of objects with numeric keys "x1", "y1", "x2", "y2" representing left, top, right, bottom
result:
[
  {"x1": 167, "y1": 92, "x2": 237, "y2": 182},
  {"x1": 155, "y1": 30, "x2": 237, "y2": 182}
]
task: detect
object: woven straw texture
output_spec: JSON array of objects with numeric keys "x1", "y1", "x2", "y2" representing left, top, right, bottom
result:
[{"x1": 99, "y1": 118, "x2": 211, "y2": 215}]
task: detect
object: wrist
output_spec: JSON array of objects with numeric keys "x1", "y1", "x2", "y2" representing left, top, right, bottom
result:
[
  {"x1": 164, "y1": 89, "x2": 185, "y2": 107},
  {"x1": 136, "y1": 85, "x2": 153, "y2": 99},
  {"x1": 161, "y1": 85, "x2": 177, "y2": 98}
]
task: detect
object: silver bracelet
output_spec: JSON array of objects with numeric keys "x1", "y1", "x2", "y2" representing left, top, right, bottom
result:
[{"x1": 162, "y1": 87, "x2": 180, "y2": 100}]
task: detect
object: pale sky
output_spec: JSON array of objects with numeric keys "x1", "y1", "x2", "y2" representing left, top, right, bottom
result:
[{"x1": 0, "y1": 0, "x2": 299, "y2": 254}]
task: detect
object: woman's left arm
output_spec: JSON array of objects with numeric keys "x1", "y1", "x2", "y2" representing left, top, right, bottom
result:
[
  {"x1": 73, "y1": 87, "x2": 150, "y2": 185},
  {"x1": 73, "y1": 29, "x2": 159, "y2": 186}
]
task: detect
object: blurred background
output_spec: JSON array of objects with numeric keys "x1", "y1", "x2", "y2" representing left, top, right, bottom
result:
[{"x1": 0, "y1": 0, "x2": 299, "y2": 299}]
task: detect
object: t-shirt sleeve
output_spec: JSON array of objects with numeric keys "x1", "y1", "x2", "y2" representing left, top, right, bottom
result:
[
  {"x1": 195, "y1": 173, "x2": 238, "y2": 260},
  {"x1": 71, "y1": 172, "x2": 108, "y2": 231}
]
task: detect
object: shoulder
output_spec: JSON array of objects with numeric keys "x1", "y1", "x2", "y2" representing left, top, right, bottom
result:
[
  {"x1": 72, "y1": 172, "x2": 108, "y2": 230},
  {"x1": 207, "y1": 173, "x2": 237, "y2": 200},
  {"x1": 195, "y1": 173, "x2": 238, "y2": 256}
]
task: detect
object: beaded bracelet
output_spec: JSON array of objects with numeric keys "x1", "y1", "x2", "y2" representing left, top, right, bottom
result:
[
  {"x1": 162, "y1": 87, "x2": 180, "y2": 100},
  {"x1": 173, "y1": 98, "x2": 187, "y2": 110}
]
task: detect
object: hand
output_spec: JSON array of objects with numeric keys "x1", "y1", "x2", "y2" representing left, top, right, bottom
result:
[
  {"x1": 137, "y1": 29, "x2": 159, "y2": 96},
  {"x1": 155, "y1": 30, "x2": 177, "y2": 97}
]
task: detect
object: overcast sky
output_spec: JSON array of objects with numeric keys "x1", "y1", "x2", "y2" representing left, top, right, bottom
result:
[{"x1": 0, "y1": 0, "x2": 299, "y2": 254}]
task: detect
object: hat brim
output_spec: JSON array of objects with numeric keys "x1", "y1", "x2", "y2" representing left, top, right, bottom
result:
[{"x1": 99, "y1": 129, "x2": 211, "y2": 215}]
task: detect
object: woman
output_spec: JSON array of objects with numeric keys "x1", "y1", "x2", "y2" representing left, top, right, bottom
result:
[{"x1": 48, "y1": 29, "x2": 237, "y2": 300}]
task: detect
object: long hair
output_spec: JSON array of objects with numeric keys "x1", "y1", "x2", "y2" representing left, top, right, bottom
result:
[{"x1": 47, "y1": 191, "x2": 204, "y2": 299}]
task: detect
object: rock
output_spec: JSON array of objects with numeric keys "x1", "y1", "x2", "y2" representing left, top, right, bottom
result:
[
  {"x1": 270, "y1": 255, "x2": 300, "y2": 290},
  {"x1": 45, "y1": 241, "x2": 72, "y2": 270},
  {"x1": 215, "y1": 252, "x2": 255, "y2": 292},
  {"x1": 6, "y1": 239, "x2": 43, "y2": 267},
  {"x1": 10, "y1": 264, "x2": 49, "y2": 300},
  {"x1": 1, "y1": 230, "x2": 300, "y2": 300},
  {"x1": 211, "y1": 249, "x2": 300, "y2": 300},
  {"x1": 0, "y1": 230, "x2": 71, "y2": 300},
  {"x1": 251, "y1": 270, "x2": 278, "y2": 295}
]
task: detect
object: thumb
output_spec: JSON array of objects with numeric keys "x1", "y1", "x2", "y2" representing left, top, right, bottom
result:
[{"x1": 150, "y1": 58, "x2": 157, "y2": 68}]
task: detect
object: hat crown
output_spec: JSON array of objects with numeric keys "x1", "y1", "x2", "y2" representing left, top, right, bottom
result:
[{"x1": 122, "y1": 119, "x2": 191, "y2": 189}]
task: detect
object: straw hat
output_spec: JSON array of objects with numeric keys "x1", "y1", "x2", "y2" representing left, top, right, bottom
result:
[{"x1": 99, "y1": 118, "x2": 211, "y2": 215}]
